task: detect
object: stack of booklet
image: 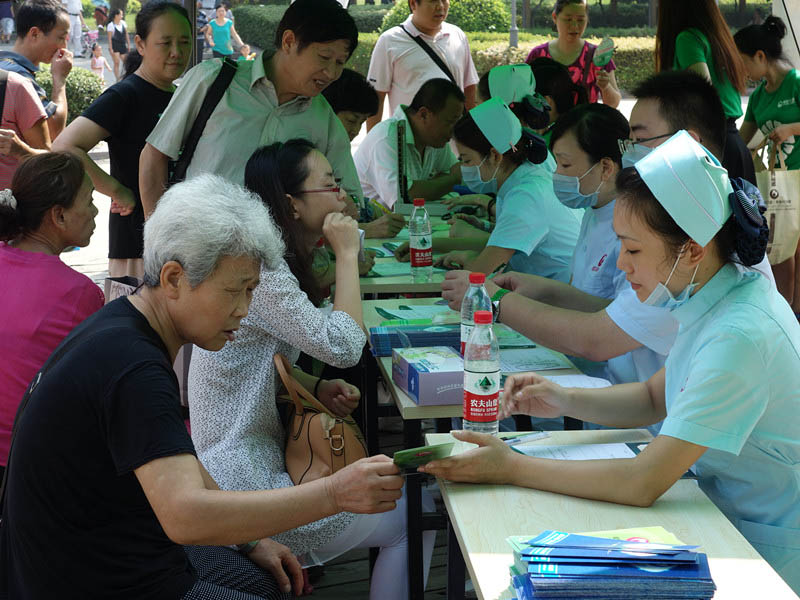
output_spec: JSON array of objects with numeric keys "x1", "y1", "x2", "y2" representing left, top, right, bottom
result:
[
  {"x1": 369, "y1": 323, "x2": 461, "y2": 356},
  {"x1": 508, "y1": 530, "x2": 716, "y2": 600}
]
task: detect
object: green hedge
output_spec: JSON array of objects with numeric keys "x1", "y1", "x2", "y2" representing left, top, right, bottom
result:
[
  {"x1": 520, "y1": 0, "x2": 771, "y2": 29},
  {"x1": 35, "y1": 65, "x2": 105, "y2": 125},
  {"x1": 381, "y1": 0, "x2": 510, "y2": 33},
  {"x1": 349, "y1": 5, "x2": 392, "y2": 33},
  {"x1": 349, "y1": 32, "x2": 654, "y2": 95},
  {"x1": 232, "y1": 5, "x2": 284, "y2": 50},
  {"x1": 232, "y1": 3, "x2": 391, "y2": 49}
]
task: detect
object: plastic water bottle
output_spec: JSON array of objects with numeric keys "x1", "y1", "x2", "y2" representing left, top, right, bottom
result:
[
  {"x1": 409, "y1": 198, "x2": 432, "y2": 282},
  {"x1": 460, "y1": 272, "x2": 491, "y2": 356},
  {"x1": 462, "y1": 310, "x2": 500, "y2": 435}
]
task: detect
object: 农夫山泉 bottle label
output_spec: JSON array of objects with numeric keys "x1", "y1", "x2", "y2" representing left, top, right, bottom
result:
[
  {"x1": 409, "y1": 233, "x2": 432, "y2": 267},
  {"x1": 463, "y1": 369, "x2": 499, "y2": 422}
]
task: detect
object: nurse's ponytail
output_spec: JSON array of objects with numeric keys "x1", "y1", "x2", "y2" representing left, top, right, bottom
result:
[{"x1": 721, "y1": 178, "x2": 769, "y2": 266}]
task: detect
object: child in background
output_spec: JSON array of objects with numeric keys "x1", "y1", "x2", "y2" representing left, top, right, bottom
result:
[
  {"x1": 237, "y1": 43, "x2": 255, "y2": 61},
  {"x1": 90, "y1": 43, "x2": 112, "y2": 81}
]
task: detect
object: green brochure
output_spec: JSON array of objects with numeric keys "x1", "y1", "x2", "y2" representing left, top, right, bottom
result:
[{"x1": 393, "y1": 442, "x2": 455, "y2": 469}]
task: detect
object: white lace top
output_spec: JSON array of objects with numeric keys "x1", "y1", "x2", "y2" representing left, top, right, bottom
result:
[{"x1": 188, "y1": 259, "x2": 366, "y2": 554}]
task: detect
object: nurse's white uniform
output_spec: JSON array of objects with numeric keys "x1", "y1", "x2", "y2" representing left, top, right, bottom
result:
[
  {"x1": 569, "y1": 199, "x2": 626, "y2": 299},
  {"x1": 662, "y1": 263, "x2": 800, "y2": 592},
  {"x1": 488, "y1": 161, "x2": 580, "y2": 283}
]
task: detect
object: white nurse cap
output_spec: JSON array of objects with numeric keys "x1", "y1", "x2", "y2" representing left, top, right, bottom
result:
[
  {"x1": 470, "y1": 97, "x2": 522, "y2": 155},
  {"x1": 488, "y1": 64, "x2": 536, "y2": 105},
  {"x1": 634, "y1": 130, "x2": 734, "y2": 247}
]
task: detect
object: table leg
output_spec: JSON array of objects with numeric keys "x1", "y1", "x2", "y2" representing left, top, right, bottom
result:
[
  {"x1": 407, "y1": 471, "x2": 424, "y2": 599},
  {"x1": 404, "y1": 418, "x2": 424, "y2": 599},
  {"x1": 447, "y1": 518, "x2": 465, "y2": 600},
  {"x1": 362, "y1": 349, "x2": 380, "y2": 456}
]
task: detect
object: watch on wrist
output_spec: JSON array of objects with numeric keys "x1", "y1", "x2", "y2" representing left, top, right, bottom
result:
[{"x1": 491, "y1": 288, "x2": 511, "y2": 322}]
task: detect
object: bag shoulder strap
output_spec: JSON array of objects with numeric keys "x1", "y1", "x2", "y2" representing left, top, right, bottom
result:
[
  {"x1": 0, "y1": 312, "x2": 154, "y2": 515},
  {"x1": 399, "y1": 25, "x2": 457, "y2": 86},
  {"x1": 273, "y1": 353, "x2": 331, "y2": 417},
  {"x1": 581, "y1": 44, "x2": 596, "y2": 89},
  {"x1": 171, "y1": 57, "x2": 237, "y2": 183},
  {"x1": 0, "y1": 70, "x2": 8, "y2": 124}
]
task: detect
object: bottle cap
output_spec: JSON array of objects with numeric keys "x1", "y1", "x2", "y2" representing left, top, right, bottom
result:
[
  {"x1": 469, "y1": 272, "x2": 486, "y2": 284},
  {"x1": 473, "y1": 310, "x2": 492, "y2": 324},
  {"x1": 413, "y1": 198, "x2": 425, "y2": 207}
]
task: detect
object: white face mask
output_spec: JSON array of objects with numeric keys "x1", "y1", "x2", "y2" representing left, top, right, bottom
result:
[
  {"x1": 621, "y1": 143, "x2": 653, "y2": 169},
  {"x1": 461, "y1": 155, "x2": 500, "y2": 195},
  {"x1": 642, "y1": 244, "x2": 700, "y2": 310}
]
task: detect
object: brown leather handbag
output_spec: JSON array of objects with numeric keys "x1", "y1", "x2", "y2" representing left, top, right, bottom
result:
[{"x1": 274, "y1": 354, "x2": 368, "y2": 485}]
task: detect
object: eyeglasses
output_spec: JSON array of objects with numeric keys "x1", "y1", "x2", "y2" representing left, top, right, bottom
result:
[
  {"x1": 293, "y1": 186, "x2": 341, "y2": 195},
  {"x1": 617, "y1": 132, "x2": 676, "y2": 154}
]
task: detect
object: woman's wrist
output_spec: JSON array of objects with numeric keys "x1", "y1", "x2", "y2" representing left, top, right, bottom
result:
[{"x1": 313, "y1": 378, "x2": 325, "y2": 399}]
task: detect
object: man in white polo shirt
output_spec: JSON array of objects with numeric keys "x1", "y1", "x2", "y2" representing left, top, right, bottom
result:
[
  {"x1": 365, "y1": 0, "x2": 477, "y2": 131},
  {"x1": 354, "y1": 77, "x2": 463, "y2": 211}
]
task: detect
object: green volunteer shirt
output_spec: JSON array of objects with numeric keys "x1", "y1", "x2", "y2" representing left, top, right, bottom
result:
[
  {"x1": 146, "y1": 51, "x2": 362, "y2": 197},
  {"x1": 674, "y1": 28, "x2": 743, "y2": 119},
  {"x1": 744, "y1": 69, "x2": 800, "y2": 170}
]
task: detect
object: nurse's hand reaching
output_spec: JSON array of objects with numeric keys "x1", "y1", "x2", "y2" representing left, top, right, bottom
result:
[
  {"x1": 394, "y1": 241, "x2": 410, "y2": 262},
  {"x1": 492, "y1": 271, "x2": 544, "y2": 299},
  {"x1": 417, "y1": 430, "x2": 515, "y2": 485},
  {"x1": 500, "y1": 373, "x2": 570, "y2": 420},
  {"x1": 442, "y1": 194, "x2": 491, "y2": 209}
]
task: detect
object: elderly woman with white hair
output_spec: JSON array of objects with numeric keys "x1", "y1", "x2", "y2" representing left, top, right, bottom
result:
[{"x1": 0, "y1": 174, "x2": 405, "y2": 600}]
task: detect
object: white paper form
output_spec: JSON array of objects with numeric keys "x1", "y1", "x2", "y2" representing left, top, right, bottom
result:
[
  {"x1": 500, "y1": 347, "x2": 572, "y2": 372},
  {"x1": 541, "y1": 374, "x2": 612, "y2": 389},
  {"x1": 513, "y1": 442, "x2": 637, "y2": 460}
]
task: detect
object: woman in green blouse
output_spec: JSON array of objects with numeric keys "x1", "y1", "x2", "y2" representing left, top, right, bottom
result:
[{"x1": 655, "y1": 0, "x2": 754, "y2": 185}]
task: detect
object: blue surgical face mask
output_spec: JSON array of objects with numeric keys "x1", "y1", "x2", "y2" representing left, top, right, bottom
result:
[
  {"x1": 621, "y1": 143, "x2": 653, "y2": 169},
  {"x1": 461, "y1": 155, "x2": 499, "y2": 195},
  {"x1": 552, "y1": 163, "x2": 603, "y2": 209},
  {"x1": 642, "y1": 245, "x2": 700, "y2": 310}
]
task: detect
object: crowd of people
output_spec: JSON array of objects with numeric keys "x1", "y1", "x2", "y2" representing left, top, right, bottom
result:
[{"x1": 0, "y1": 0, "x2": 798, "y2": 598}]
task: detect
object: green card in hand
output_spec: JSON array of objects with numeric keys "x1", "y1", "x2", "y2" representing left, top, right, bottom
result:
[{"x1": 393, "y1": 442, "x2": 455, "y2": 469}]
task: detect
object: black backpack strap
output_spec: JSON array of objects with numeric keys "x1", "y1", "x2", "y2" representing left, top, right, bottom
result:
[
  {"x1": 0, "y1": 70, "x2": 9, "y2": 126},
  {"x1": 169, "y1": 57, "x2": 238, "y2": 185},
  {"x1": 400, "y1": 25, "x2": 458, "y2": 86}
]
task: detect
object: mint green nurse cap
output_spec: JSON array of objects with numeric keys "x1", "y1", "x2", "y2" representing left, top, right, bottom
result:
[
  {"x1": 470, "y1": 97, "x2": 522, "y2": 154},
  {"x1": 634, "y1": 130, "x2": 734, "y2": 247},
  {"x1": 488, "y1": 64, "x2": 535, "y2": 105}
]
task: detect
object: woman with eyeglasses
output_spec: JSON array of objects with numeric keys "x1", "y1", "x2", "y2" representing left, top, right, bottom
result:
[{"x1": 187, "y1": 140, "x2": 436, "y2": 600}]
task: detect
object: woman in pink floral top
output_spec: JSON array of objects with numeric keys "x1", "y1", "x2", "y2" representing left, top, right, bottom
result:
[{"x1": 526, "y1": 0, "x2": 621, "y2": 107}]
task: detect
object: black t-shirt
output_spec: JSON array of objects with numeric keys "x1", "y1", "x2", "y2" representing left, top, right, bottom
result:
[
  {"x1": 82, "y1": 75, "x2": 174, "y2": 259},
  {"x1": 0, "y1": 298, "x2": 197, "y2": 600}
]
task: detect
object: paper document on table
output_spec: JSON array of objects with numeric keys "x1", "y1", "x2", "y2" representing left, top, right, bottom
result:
[
  {"x1": 494, "y1": 323, "x2": 540, "y2": 348},
  {"x1": 379, "y1": 305, "x2": 458, "y2": 322},
  {"x1": 500, "y1": 347, "x2": 572, "y2": 372},
  {"x1": 369, "y1": 263, "x2": 445, "y2": 277},
  {"x1": 512, "y1": 442, "x2": 637, "y2": 460},
  {"x1": 541, "y1": 374, "x2": 612, "y2": 389}
]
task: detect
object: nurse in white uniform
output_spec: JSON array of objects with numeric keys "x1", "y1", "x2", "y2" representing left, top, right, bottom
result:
[
  {"x1": 421, "y1": 131, "x2": 800, "y2": 593},
  {"x1": 438, "y1": 97, "x2": 580, "y2": 281},
  {"x1": 549, "y1": 103, "x2": 629, "y2": 299}
]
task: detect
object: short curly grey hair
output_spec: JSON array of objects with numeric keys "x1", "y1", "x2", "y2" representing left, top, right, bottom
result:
[{"x1": 143, "y1": 174, "x2": 285, "y2": 287}]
